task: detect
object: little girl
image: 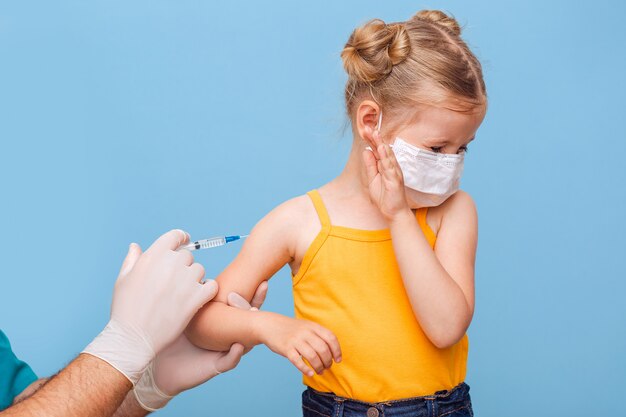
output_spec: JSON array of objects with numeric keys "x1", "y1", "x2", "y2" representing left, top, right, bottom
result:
[{"x1": 187, "y1": 10, "x2": 486, "y2": 417}]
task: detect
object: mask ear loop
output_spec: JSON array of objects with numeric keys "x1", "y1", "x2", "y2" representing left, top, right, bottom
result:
[{"x1": 376, "y1": 110, "x2": 394, "y2": 149}]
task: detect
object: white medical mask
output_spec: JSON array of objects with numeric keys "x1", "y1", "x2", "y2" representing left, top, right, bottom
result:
[{"x1": 372, "y1": 112, "x2": 465, "y2": 208}]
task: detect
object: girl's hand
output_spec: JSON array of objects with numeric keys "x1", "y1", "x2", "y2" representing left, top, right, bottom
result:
[
  {"x1": 363, "y1": 130, "x2": 411, "y2": 222},
  {"x1": 253, "y1": 311, "x2": 342, "y2": 377}
]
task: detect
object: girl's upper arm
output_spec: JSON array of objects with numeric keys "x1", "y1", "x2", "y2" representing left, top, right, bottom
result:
[
  {"x1": 211, "y1": 198, "x2": 300, "y2": 304},
  {"x1": 433, "y1": 190, "x2": 478, "y2": 318}
]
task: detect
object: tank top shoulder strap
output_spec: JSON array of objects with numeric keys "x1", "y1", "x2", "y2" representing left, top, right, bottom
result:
[
  {"x1": 294, "y1": 190, "x2": 332, "y2": 286},
  {"x1": 415, "y1": 207, "x2": 437, "y2": 248},
  {"x1": 306, "y1": 189, "x2": 331, "y2": 229}
]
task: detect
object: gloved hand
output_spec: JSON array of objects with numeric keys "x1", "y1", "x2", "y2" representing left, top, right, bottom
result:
[
  {"x1": 83, "y1": 229, "x2": 219, "y2": 385},
  {"x1": 133, "y1": 281, "x2": 269, "y2": 411}
]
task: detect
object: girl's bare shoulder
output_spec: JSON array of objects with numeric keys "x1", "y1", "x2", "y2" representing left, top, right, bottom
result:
[
  {"x1": 263, "y1": 193, "x2": 318, "y2": 227},
  {"x1": 257, "y1": 192, "x2": 321, "y2": 257},
  {"x1": 426, "y1": 190, "x2": 478, "y2": 236}
]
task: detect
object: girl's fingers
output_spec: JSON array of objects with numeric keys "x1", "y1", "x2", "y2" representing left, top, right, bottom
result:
[
  {"x1": 367, "y1": 142, "x2": 381, "y2": 160},
  {"x1": 372, "y1": 129, "x2": 384, "y2": 149},
  {"x1": 287, "y1": 349, "x2": 314, "y2": 377},
  {"x1": 378, "y1": 144, "x2": 393, "y2": 168},
  {"x1": 385, "y1": 145, "x2": 404, "y2": 178},
  {"x1": 307, "y1": 336, "x2": 333, "y2": 369},
  {"x1": 363, "y1": 150, "x2": 379, "y2": 184},
  {"x1": 392, "y1": 153, "x2": 402, "y2": 178},
  {"x1": 377, "y1": 143, "x2": 386, "y2": 161},
  {"x1": 377, "y1": 148, "x2": 396, "y2": 182},
  {"x1": 384, "y1": 145, "x2": 397, "y2": 170},
  {"x1": 365, "y1": 128, "x2": 386, "y2": 160},
  {"x1": 297, "y1": 342, "x2": 325, "y2": 374},
  {"x1": 313, "y1": 327, "x2": 342, "y2": 363},
  {"x1": 379, "y1": 144, "x2": 403, "y2": 184},
  {"x1": 377, "y1": 160, "x2": 386, "y2": 178},
  {"x1": 363, "y1": 133, "x2": 380, "y2": 160}
]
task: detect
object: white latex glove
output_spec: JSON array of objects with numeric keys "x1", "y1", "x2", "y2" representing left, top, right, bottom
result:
[
  {"x1": 133, "y1": 282, "x2": 269, "y2": 411},
  {"x1": 83, "y1": 229, "x2": 219, "y2": 385}
]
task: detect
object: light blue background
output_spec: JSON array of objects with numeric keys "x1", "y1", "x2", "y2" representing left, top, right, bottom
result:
[{"x1": 1, "y1": 1, "x2": 625, "y2": 416}]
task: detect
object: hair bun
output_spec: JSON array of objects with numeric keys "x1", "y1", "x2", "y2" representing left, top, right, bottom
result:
[
  {"x1": 341, "y1": 19, "x2": 411, "y2": 84},
  {"x1": 412, "y1": 10, "x2": 461, "y2": 36}
]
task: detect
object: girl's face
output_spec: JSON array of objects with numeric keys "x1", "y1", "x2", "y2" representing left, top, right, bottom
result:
[{"x1": 389, "y1": 103, "x2": 486, "y2": 156}]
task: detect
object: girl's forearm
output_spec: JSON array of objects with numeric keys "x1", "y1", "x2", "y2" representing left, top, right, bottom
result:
[
  {"x1": 389, "y1": 209, "x2": 471, "y2": 348},
  {"x1": 185, "y1": 301, "x2": 264, "y2": 351}
]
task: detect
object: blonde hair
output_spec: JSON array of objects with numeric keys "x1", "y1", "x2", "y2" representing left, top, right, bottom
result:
[{"x1": 341, "y1": 10, "x2": 486, "y2": 129}]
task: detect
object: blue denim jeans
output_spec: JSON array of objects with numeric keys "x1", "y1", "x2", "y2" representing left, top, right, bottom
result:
[{"x1": 302, "y1": 382, "x2": 473, "y2": 417}]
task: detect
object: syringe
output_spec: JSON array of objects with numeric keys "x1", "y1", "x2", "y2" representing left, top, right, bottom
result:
[{"x1": 179, "y1": 235, "x2": 249, "y2": 251}]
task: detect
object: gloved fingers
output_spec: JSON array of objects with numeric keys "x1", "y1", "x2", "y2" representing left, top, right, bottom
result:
[
  {"x1": 175, "y1": 248, "x2": 194, "y2": 266},
  {"x1": 215, "y1": 343, "x2": 245, "y2": 374},
  {"x1": 119, "y1": 243, "x2": 143, "y2": 278},
  {"x1": 186, "y1": 262, "x2": 206, "y2": 283},
  {"x1": 226, "y1": 281, "x2": 268, "y2": 311},
  {"x1": 227, "y1": 292, "x2": 252, "y2": 310},
  {"x1": 185, "y1": 263, "x2": 219, "y2": 307},
  {"x1": 287, "y1": 349, "x2": 314, "y2": 378},
  {"x1": 250, "y1": 281, "x2": 269, "y2": 309},
  {"x1": 195, "y1": 279, "x2": 219, "y2": 306},
  {"x1": 150, "y1": 229, "x2": 190, "y2": 253}
]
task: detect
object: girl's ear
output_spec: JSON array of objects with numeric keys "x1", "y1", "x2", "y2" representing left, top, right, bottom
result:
[{"x1": 355, "y1": 100, "x2": 381, "y2": 148}]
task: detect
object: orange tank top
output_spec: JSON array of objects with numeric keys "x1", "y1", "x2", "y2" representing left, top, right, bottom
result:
[{"x1": 292, "y1": 190, "x2": 469, "y2": 402}]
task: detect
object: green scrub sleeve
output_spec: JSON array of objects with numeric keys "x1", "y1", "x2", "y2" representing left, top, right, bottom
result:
[{"x1": 0, "y1": 330, "x2": 38, "y2": 410}]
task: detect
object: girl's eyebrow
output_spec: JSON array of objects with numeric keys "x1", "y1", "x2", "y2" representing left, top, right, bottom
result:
[
  {"x1": 423, "y1": 137, "x2": 448, "y2": 145},
  {"x1": 425, "y1": 136, "x2": 475, "y2": 146}
]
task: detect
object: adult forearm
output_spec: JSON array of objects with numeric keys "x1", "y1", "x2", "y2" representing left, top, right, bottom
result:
[
  {"x1": 389, "y1": 210, "x2": 471, "y2": 348},
  {"x1": 186, "y1": 301, "x2": 261, "y2": 351},
  {"x1": 1, "y1": 354, "x2": 131, "y2": 417}
]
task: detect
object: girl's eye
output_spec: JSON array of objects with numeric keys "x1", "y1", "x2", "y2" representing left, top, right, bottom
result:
[
  {"x1": 458, "y1": 145, "x2": 469, "y2": 154},
  {"x1": 430, "y1": 146, "x2": 444, "y2": 153}
]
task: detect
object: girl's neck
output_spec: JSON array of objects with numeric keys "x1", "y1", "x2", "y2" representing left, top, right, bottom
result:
[
  {"x1": 321, "y1": 138, "x2": 392, "y2": 229},
  {"x1": 328, "y1": 139, "x2": 369, "y2": 198},
  {"x1": 319, "y1": 137, "x2": 401, "y2": 230}
]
